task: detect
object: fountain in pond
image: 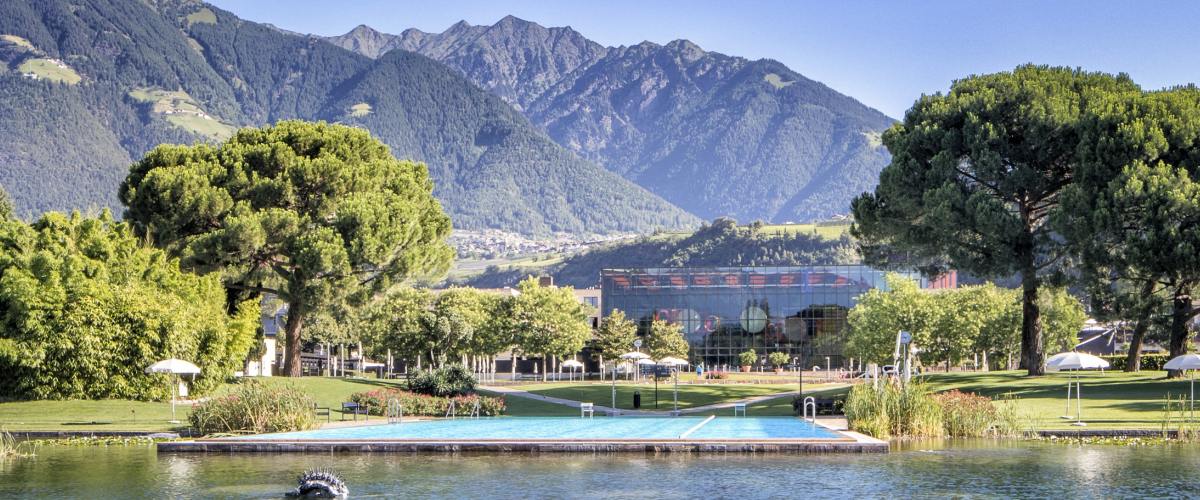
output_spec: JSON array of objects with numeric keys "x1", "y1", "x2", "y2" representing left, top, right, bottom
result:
[{"x1": 286, "y1": 468, "x2": 348, "y2": 498}]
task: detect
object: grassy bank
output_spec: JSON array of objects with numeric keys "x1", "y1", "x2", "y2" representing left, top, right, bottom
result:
[{"x1": 509, "y1": 381, "x2": 819, "y2": 411}]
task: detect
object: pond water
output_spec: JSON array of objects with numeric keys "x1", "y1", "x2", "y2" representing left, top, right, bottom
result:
[{"x1": 2, "y1": 440, "x2": 1198, "y2": 498}]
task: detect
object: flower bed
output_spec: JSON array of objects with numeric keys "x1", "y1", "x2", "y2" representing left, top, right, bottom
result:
[{"x1": 350, "y1": 389, "x2": 505, "y2": 417}]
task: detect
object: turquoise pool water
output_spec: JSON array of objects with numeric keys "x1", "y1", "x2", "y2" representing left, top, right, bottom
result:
[{"x1": 248, "y1": 416, "x2": 841, "y2": 440}]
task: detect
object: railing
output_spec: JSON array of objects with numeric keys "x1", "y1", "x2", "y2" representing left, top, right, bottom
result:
[
  {"x1": 445, "y1": 400, "x2": 457, "y2": 419},
  {"x1": 386, "y1": 398, "x2": 403, "y2": 424},
  {"x1": 800, "y1": 396, "x2": 816, "y2": 423},
  {"x1": 470, "y1": 399, "x2": 481, "y2": 419}
]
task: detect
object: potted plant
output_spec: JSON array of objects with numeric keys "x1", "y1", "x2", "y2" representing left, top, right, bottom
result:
[
  {"x1": 738, "y1": 350, "x2": 757, "y2": 372},
  {"x1": 769, "y1": 352, "x2": 790, "y2": 374}
]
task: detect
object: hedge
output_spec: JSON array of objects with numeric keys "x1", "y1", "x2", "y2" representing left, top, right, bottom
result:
[
  {"x1": 1098, "y1": 354, "x2": 1169, "y2": 371},
  {"x1": 350, "y1": 388, "x2": 505, "y2": 417}
]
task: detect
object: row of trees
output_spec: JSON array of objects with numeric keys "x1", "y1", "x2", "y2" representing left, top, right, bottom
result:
[
  {"x1": 845, "y1": 274, "x2": 1085, "y2": 371},
  {"x1": 356, "y1": 279, "x2": 593, "y2": 380},
  {"x1": 853, "y1": 65, "x2": 1200, "y2": 375},
  {"x1": 0, "y1": 208, "x2": 258, "y2": 400}
]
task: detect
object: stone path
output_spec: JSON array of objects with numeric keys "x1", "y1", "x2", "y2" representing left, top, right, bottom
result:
[{"x1": 480, "y1": 384, "x2": 849, "y2": 417}]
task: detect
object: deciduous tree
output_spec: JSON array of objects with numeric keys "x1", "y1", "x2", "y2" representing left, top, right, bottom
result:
[{"x1": 647, "y1": 319, "x2": 690, "y2": 360}]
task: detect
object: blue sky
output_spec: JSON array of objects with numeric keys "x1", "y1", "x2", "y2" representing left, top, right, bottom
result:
[{"x1": 208, "y1": 0, "x2": 1200, "y2": 118}]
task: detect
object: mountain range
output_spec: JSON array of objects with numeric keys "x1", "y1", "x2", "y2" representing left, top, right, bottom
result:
[
  {"x1": 0, "y1": 0, "x2": 693, "y2": 235},
  {"x1": 0, "y1": 0, "x2": 893, "y2": 236},
  {"x1": 326, "y1": 19, "x2": 895, "y2": 223}
]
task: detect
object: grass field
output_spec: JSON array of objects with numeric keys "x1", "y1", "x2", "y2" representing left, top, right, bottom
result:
[
  {"x1": 17, "y1": 58, "x2": 81, "y2": 84},
  {"x1": 3, "y1": 371, "x2": 1191, "y2": 432},
  {"x1": 759, "y1": 221, "x2": 852, "y2": 239}
]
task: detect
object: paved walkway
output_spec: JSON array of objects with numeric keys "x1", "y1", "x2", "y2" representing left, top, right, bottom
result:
[{"x1": 480, "y1": 384, "x2": 849, "y2": 416}]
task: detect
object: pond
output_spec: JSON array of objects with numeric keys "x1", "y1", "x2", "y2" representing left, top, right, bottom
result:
[{"x1": 1, "y1": 440, "x2": 1197, "y2": 498}]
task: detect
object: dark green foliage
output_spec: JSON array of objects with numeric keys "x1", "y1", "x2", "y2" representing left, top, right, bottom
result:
[
  {"x1": 121, "y1": 121, "x2": 455, "y2": 376},
  {"x1": 1099, "y1": 354, "x2": 1169, "y2": 372},
  {"x1": 0, "y1": 211, "x2": 259, "y2": 401},
  {"x1": 852, "y1": 65, "x2": 1139, "y2": 375},
  {"x1": 408, "y1": 365, "x2": 477, "y2": 397},
  {"x1": 462, "y1": 217, "x2": 858, "y2": 288},
  {"x1": 0, "y1": 0, "x2": 696, "y2": 235}
]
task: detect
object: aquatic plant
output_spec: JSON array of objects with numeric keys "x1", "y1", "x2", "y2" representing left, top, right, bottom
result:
[
  {"x1": 0, "y1": 429, "x2": 32, "y2": 458},
  {"x1": 189, "y1": 380, "x2": 317, "y2": 435},
  {"x1": 844, "y1": 380, "x2": 943, "y2": 439},
  {"x1": 1161, "y1": 393, "x2": 1200, "y2": 442}
]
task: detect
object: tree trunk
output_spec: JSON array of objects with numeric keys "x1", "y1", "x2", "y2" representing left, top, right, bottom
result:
[
  {"x1": 281, "y1": 301, "x2": 305, "y2": 377},
  {"x1": 1168, "y1": 289, "x2": 1192, "y2": 379},
  {"x1": 1019, "y1": 259, "x2": 1045, "y2": 376},
  {"x1": 1124, "y1": 282, "x2": 1158, "y2": 372}
]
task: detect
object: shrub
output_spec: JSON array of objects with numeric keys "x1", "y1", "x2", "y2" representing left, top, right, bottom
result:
[
  {"x1": 349, "y1": 388, "x2": 505, "y2": 416},
  {"x1": 738, "y1": 350, "x2": 758, "y2": 367},
  {"x1": 935, "y1": 390, "x2": 997, "y2": 437},
  {"x1": 408, "y1": 365, "x2": 477, "y2": 397},
  {"x1": 846, "y1": 383, "x2": 1027, "y2": 439},
  {"x1": 704, "y1": 370, "x2": 729, "y2": 380},
  {"x1": 1099, "y1": 354, "x2": 1169, "y2": 371},
  {"x1": 768, "y1": 352, "x2": 790, "y2": 368},
  {"x1": 189, "y1": 380, "x2": 317, "y2": 435},
  {"x1": 843, "y1": 381, "x2": 943, "y2": 439}
]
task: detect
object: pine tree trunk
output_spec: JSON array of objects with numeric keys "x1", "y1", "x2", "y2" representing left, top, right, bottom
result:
[
  {"x1": 281, "y1": 301, "x2": 305, "y2": 377},
  {"x1": 1124, "y1": 282, "x2": 1157, "y2": 372},
  {"x1": 1168, "y1": 289, "x2": 1192, "y2": 379},
  {"x1": 1019, "y1": 257, "x2": 1045, "y2": 376}
]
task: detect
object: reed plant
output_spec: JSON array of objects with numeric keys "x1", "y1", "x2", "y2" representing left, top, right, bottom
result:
[
  {"x1": 1161, "y1": 393, "x2": 1200, "y2": 442},
  {"x1": 189, "y1": 380, "x2": 318, "y2": 435},
  {"x1": 0, "y1": 429, "x2": 31, "y2": 458},
  {"x1": 846, "y1": 382, "x2": 1025, "y2": 439}
]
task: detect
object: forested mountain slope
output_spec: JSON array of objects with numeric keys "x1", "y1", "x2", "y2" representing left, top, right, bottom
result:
[
  {"x1": 328, "y1": 18, "x2": 895, "y2": 223},
  {"x1": 458, "y1": 218, "x2": 860, "y2": 288},
  {"x1": 0, "y1": 0, "x2": 696, "y2": 234}
]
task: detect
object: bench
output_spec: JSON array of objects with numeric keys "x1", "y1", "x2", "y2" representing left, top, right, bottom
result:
[
  {"x1": 313, "y1": 403, "x2": 331, "y2": 422},
  {"x1": 341, "y1": 402, "x2": 369, "y2": 421},
  {"x1": 792, "y1": 397, "x2": 841, "y2": 415},
  {"x1": 733, "y1": 403, "x2": 747, "y2": 417}
]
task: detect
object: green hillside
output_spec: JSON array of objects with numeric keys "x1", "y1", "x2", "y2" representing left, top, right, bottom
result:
[
  {"x1": 0, "y1": 0, "x2": 695, "y2": 235},
  {"x1": 456, "y1": 218, "x2": 860, "y2": 288}
]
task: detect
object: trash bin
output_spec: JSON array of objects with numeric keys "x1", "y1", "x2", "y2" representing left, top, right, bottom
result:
[{"x1": 633, "y1": 390, "x2": 642, "y2": 409}]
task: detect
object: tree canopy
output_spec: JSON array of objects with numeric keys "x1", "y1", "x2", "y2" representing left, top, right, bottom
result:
[
  {"x1": 505, "y1": 278, "x2": 593, "y2": 381},
  {"x1": 852, "y1": 65, "x2": 1140, "y2": 375},
  {"x1": 120, "y1": 121, "x2": 454, "y2": 375},
  {"x1": 647, "y1": 319, "x2": 690, "y2": 360},
  {"x1": 846, "y1": 274, "x2": 1084, "y2": 371},
  {"x1": 1057, "y1": 87, "x2": 1200, "y2": 375},
  {"x1": 0, "y1": 211, "x2": 257, "y2": 400}
]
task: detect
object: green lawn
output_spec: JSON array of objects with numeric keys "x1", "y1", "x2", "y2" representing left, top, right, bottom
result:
[
  {"x1": 0, "y1": 377, "x2": 585, "y2": 431},
  {"x1": 915, "y1": 370, "x2": 1196, "y2": 430}
]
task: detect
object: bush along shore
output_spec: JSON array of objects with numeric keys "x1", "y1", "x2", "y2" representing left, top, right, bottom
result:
[{"x1": 843, "y1": 381, "x2": 1023, "y2": 440}]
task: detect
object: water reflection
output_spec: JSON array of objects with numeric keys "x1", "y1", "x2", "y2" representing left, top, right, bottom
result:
[{"x1": 1, "y1": 441, "x2": 1199, "y2": 498}]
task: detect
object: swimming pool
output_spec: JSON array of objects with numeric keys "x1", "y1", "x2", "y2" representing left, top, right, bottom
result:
[{"x1": 245, "y1": 416, "x2": 842, "y2": 441}]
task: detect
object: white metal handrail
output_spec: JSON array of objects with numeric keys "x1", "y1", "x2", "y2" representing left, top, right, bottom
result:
[{"x1": 801, "y1": 396, "x2": 816, "y2": 423}]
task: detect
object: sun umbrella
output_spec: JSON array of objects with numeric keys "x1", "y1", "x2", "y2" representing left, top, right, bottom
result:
[
  {"x1": 620, "y1": 352, "x2": 651, "y2": 360},
  {"x1": 146, "y1": 358, "x2": 201, "y2": 423},
  {"x1": 561, "y1": 359, "x2": 584, "y2": 381},
  {"x1": 1165, "y1": 354, "x2": 1200, "y2": 415},
  {"x1": 636, "y1": 358, "x2": 657, "y2": 365},
  {"x1": 1046, "y1": 352, "x2": 1110, "y2": 371},
  {"x1": 656, "y1": 357, "x2": 689, "y2": 366},
  {"x1": 1046, "y1": 352, "x2": 1109, "y2": 426}
]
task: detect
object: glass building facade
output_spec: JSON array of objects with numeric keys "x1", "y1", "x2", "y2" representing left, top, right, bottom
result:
[{"x1": 600, "y1": 266, "x2": 954, "y2": 370}]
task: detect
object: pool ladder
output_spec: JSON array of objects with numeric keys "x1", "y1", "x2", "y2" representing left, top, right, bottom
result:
[
  {"x1": 386, "y1": 398, "x2": 403, "y2": 424},
  {"x1": 800, "y1": 396, "x2": 816, "y2": 423},
  {"x1": 445, "y1": 399, "x2": 482, "y2": 419}
]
